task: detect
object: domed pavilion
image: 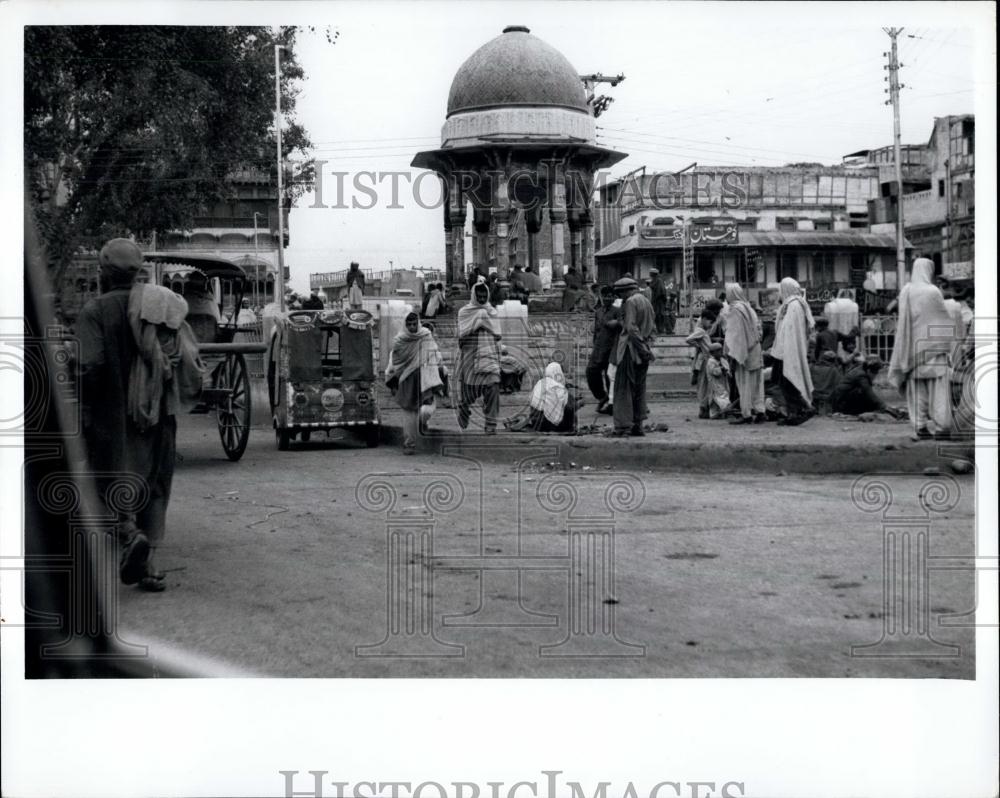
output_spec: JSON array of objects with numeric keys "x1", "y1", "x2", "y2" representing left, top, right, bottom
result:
[{"x1": 412, "y1": 26, "x2": 627, "y2": 287}]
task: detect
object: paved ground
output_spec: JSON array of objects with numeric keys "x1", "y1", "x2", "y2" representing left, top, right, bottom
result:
[{"x1": 115, "y1": 414, "x2": 977, "y2": 678}]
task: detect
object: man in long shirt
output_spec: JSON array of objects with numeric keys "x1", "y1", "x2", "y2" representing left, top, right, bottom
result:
[
  {"x1": 585, "y1": 286, "x2": 622, "y2": 414},
  {"x1": 75, "y1": 239, "x2": 174, "y2": 591},
  {"x1": 611, "y1": 277, "x2": 656, "y2": 436},
  {"x1": 649, "y1": 269, "x2": 668, "y2": 334}
]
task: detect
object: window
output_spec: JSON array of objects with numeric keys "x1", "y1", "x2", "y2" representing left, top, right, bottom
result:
[
  {"x1": 738, "y1": 250, "x2": 762, "y2": 285},
  {"x1": 938, "y1": 180, "x2": 945, "y2": 198},
  {"x1": 777, "y1": 218, "x2": 796, "y2": 232},
  {"x1": 813, "y1": 219, "x2": 832, "y2": 231},
  {"x1": 812, "y1": 252, "x2": 835, "y2": 284},
  {"x1": 695, "y1": 252, "x2": 716, "y2": 285},
  {"x1": 955, "y1": 182, "x2": 963, "y2": 198},
  {"x1": 777, "y1": 252, "x2": 799, "y2": 281},
  {"x1": 737, "y1": 219, "x2": 758, "y2": 232}
]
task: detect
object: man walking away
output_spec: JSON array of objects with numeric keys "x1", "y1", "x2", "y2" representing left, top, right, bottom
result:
[
  {"x1": 76, "y1": 239, "x2": 199, "y2": 591},
  {"x1": 611, "y1": 277, "x2": 656, "y2": 436},
  {"x1": 585, "y1": 286, "x2": 622, "y2": 414},
  {"x1": 456, "y1": 281, "x2": 503, "y2": 434},
  {"x1": 888, "y1": 257, "x2": 963, "y2": 440}
]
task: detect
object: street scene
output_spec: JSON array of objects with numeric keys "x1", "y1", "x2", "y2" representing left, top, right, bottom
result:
[
  {"x1": 15, "y1": 16, "x2": 988, "y2": 678},
  {"x1": 6, "y1": 5, "x2": 997, "y2": 798}
]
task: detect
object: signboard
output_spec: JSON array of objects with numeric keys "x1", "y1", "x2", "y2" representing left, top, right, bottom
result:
[
  {"x1": 943, "y1": 260, "x2": 974, "y2": 279},
  {"x1": 688, "y1": 223, "x2": 738, "y2": 245}
]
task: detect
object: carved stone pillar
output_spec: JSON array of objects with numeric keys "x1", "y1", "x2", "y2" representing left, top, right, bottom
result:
[
  {"x1": 549, "y1": 164, "x2": 567, "y2": 281},
  {"x1": 568, "y1": 210, "x2": 583, "y2": 273},
  {"x1": 443, "y1": 199, "x2": 455, "y2": 287},
  {"x1": 448, "y1": 176, "x2": 466, "y2": 286},
  {"x1": 580, "y1": 209, "x2": 595, "y2": 282},
  {"x1": 473, "y1": 208, "x2": 491, "y2": 276},
  {"x1": 491, "y1": 168, "x2": 511, "y2": 279}
]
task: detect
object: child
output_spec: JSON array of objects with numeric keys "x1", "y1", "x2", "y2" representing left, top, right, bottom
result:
[
  {"x1": 812, "y1": 316, "x2": 839, "y2": 362},
  {"x1": 704, "y1": 343, "x2": 732, "y2": 418},
  {"x1": 685, "y1": 310, "x2": 717, "y2": 419}
]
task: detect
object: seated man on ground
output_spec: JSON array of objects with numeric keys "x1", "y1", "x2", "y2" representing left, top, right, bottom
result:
[{"x1": 830, "y1": 356, "x2": 902, "y2": 418}]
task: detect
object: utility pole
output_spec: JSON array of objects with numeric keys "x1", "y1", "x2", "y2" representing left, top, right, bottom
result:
[
  {"x1": 275, "y1": 44, "x2": 287, "y2": 313},
  {"x1": 883, "y1": 27, "x2": 906, "y2": 290}
]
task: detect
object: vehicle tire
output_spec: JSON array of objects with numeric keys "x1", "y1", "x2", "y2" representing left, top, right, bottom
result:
[
  {"x1": 364, "y1": 425, "x2": 380, "y2": 448},
  {"x1": 217, "y1": 353, "x2": 251, "y2": 461},
  {"x1": 276, "y1": 427, "x2": 291, "y2": 451},
  {"x1": 300, "y1": 430, "x2": 311, "y2": 443}
]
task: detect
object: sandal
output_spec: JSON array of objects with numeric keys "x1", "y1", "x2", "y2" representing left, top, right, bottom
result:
[{"x1": 137, "y1": 575, "x2": 166, "y2": 592}]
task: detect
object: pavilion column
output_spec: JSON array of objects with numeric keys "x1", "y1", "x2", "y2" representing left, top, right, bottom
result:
[
  {"x1": 580, "y1": 209, "x2": 595, "y2": 282},
  {"x1": 443, "y1": 198, "x2": 455, "y2": 287},
  {"x1": 548, "y1": 164, "x2": 567, "y2": 281},
  {"x1": 568, "y1": 211, "x2": 583, "y2": 273},
  {"x1": 473, "y1": 208, "x2": 491, "y2": 275},
  {"x1": 491, "y1": 168, "x2": 512, "y2": 279},
  {"x1": 448, "y1": 176, "x2": 467, "y2": 286}
]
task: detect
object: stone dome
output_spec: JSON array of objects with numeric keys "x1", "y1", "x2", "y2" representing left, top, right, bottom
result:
[{"x1": 447, "y1": 26, "x2": 590, "y2": 117}]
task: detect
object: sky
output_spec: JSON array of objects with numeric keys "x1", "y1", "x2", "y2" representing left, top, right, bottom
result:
[{"x1": 280, "y1": 2, "x2": 988, "y2": 290}]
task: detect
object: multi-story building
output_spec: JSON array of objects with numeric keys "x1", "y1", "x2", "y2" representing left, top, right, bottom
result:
[
  {"x1": 155, "y1": 167, "x2": 290, "y2": 309},
  {"x1": 853, "y1": 114, "x2": 974, "y2": 278},
  {"x1": 594, "y1": 164, "x2": 901, "y2": 310}
]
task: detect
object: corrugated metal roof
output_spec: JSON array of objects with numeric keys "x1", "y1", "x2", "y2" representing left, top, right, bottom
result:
[{"x1": 596, "y1": 229, "x2": 906, "y2": 258}]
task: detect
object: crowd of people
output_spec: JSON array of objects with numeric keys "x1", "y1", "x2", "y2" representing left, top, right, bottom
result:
[{"x1": 73, "y1": 241, "x2": 973, "y2": 595}]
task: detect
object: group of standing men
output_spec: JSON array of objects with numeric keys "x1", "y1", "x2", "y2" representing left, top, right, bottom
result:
[{"x1": 585, "y1": 277, "x2": 658, "y2": 436}]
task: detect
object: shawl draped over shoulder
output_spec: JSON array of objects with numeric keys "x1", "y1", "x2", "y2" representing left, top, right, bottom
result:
[
  {"x1": 530, "y1": 362, "x2": 569, "y2": 425},
  {"x1": 722, "y1": 283, "x2": 762, "y2": 370},
  {"x1": 385, "y1": 324, "x2": 444, "y2": 392},
  {"x1": 888, "y1": 258, "x2": 963, "y2": 392},
  {"x1": 456, "y1": 290, "x2": 502, "y2": 381},
  {"x1": 770, "y1": 277, "x2": 815, "y2": 402}
]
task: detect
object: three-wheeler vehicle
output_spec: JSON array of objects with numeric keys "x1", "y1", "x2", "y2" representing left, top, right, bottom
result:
[{"x1": 266, "y1": 307, "x2": 380, "y2": 449}]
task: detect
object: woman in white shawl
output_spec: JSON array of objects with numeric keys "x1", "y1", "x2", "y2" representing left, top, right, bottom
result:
[
  {"x1": 528, "y1": 362, "x2": 574, "y2": 432},
  {"x1": 770, "y1": 277, "x2": 815, "y2": 426},
  {"x1": 385, "y1": 312, "x2": 445, "y2": 454},
  {"x1": 888, "y1": 258, "x2": 963, "y2": 439},
  {"x1": 723, "y1": 282, "x2": 766, "y2": 424}
]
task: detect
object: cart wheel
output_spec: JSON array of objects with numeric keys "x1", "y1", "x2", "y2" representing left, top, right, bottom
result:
[
  {"x1": 364, "y1": 425, "x2": 380, "y2": 448},
  {"x1": 300, "y1": 430, "x2": 311, "y2": 443},
  {"x1": 276, "y1": 427, "x2": 291, "y2": 451},
  {"x1": 216, "y1": 352, "x2": 251, "y2": 461}
]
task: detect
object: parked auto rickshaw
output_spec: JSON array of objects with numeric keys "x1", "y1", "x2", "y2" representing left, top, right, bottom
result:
[{"x1": 267, "y1": 307, "x2": 380, "y2": 449}]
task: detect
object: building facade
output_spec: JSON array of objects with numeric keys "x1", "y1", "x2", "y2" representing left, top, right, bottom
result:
[
  {"x1": 595, "y1": 164, "x2": 901, "y2": 309},
  {"x1": 855, "y1": 114, "x2": 974, "y2": 279},
  {"x1": 155, "y1": 167, "x2": 290, "y2": 307}
]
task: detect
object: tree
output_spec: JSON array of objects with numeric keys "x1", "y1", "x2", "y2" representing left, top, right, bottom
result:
[{"x1": 24, "y1": 26, "x2": 316, "y2": 283}]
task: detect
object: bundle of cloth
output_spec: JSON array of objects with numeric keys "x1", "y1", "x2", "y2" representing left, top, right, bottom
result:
[{"x1": 127, "y1": 283, "x2": 205, "y2": 431}]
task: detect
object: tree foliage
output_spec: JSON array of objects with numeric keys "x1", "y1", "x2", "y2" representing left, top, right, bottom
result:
[{"x1": 24, "y1": 25, "x2": 315, "y2": 281}]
